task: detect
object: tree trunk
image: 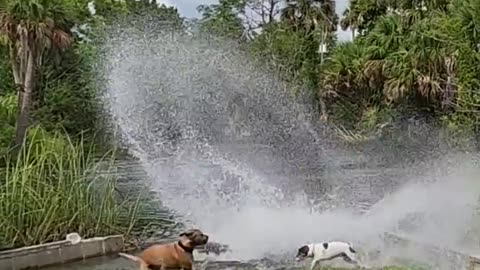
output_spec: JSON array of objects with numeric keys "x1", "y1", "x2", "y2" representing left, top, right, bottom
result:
[
  {"x1": 319, "y1": 95, "x2": 328, "y2": 122},
  {"x1": 319, "y1": 28, "x2": 328, "y2": 122},
  {"x1": 10, "y1": 47, "x2": 24, "y2": 152},
  {"x1": 14, "y1": 50, "x2": 35, "y2": 147},
  {"x1": 442, "y1": 57, "x2": 455, "y2": 110}
]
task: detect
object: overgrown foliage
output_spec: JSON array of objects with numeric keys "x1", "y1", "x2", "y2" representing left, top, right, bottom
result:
[
  {"x1": 325, "y1": 0, "x2": 480, "y2": 123},
  {"x1": 197, "y1": 0, "x2": 480, "y2": 143},
  {"x1": 0, "y1": 128, "x2": 140, "y2": 249},
  {"x1": 0, "y1": 0, "x2": 182, "y2": 250}
]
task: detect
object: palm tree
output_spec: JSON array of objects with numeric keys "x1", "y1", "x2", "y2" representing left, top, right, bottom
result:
[
  {"x1": 0, "y1": 0, "x2": 75, "y2": 148},
  {"x1": 360, "y1": 11, "x2": 459, "y2": 106},
  {"x1": 280, "y1": 0, "x2": 338, "y2": 120},
  {"x1": 453, "y1": 0, "x2": 480, "y2": 48},
  {"x1": 339, "y1": 0, "x2": 450, "y2": 41},
  {"x1": 323, "y1": 42, "x2": 368, "y2": 96},
  {"x1": 340, "y1": 7, "x2": 356, "y2": 40},
  {"x1": 281, "y1": 0, "x2": 338, "y2": 34},
  {"x1": 197, "y1": 0, "x2": 247, "y2": 40},
  {"x1": 340, "y1": 0, "x2": 391, "y2": 38},
  {"x1": 328, "y1": 0, "x2": 464, "y2": 112},
  {"x1": 280, "y1": 1, "x2": 299, "y2": 26}
]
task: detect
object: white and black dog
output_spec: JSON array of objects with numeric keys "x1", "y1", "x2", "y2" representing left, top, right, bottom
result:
[{"x1": 295, "y1": 241, "x2": 359, "y2": 270}]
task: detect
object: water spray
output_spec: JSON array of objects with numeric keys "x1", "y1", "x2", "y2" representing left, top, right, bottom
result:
[{"x1": 98, "y1": 22, "x2": 480, "y2": 269}]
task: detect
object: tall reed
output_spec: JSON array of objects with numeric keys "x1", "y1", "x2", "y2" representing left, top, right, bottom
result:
[{"x1": 0, "y1": 127, "x2": 139, "y2": 249}]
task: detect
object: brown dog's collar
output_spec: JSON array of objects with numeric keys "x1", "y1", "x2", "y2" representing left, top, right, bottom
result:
[{"x1": 178, "y1": 241, "x2": 194, "y2": 253}]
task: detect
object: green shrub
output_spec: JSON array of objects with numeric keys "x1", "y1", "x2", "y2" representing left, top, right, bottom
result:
[
  {"x1": 0, "y1": 127, "x2": 140, "y2": 249},
  {"x1": 0, "y1": 93, "x2": 16, "y2": 155}
]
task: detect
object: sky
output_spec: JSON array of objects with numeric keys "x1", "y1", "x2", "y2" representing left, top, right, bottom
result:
[{"x1": 158, "y1": 0, "x2": 352, "y2": 41}]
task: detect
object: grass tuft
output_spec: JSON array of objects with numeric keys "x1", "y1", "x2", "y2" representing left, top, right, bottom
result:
[{"x1": 0, "y1": 127, "x2": 140, "y2": 250}]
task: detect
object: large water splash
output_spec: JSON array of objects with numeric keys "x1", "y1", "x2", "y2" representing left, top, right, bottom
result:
[{"x1": 99, "y1": 25, "x2": 480, "y2": 265}]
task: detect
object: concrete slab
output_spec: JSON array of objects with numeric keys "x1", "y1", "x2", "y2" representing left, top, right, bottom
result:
[{"x1": 0, "y1": 234, "x2": 124, "y2": 270}]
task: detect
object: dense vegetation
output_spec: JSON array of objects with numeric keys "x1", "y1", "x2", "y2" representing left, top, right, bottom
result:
[
  {"x1": 0, "y1": 0, "x2": 478, "y2": 253},
  {"x1": 197, "y1": 0, "x2": 480, "y2": 146},
  {"x1": 0, "y1": 0, "x2": 181, "y2": 250}
]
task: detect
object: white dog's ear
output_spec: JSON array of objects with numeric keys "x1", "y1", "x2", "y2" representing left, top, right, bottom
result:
[{"x1": 322, "y1": 242, "x2": 328, "y2": 249}]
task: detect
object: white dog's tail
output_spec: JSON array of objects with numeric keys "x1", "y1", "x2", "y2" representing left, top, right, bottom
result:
[
  {"x1": 118, "y1": 253, "x2": 149, "y2": 270},
  {"x1": 347, "y1": 242, "x2": 356, "y2": 253},
  {"x1": 343, "y1": 242, "x2": 360, "y2": 266}
]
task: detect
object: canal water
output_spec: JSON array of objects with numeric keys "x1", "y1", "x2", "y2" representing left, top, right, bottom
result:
[
  {"x1": 42, "y1": 256, "x2": 133, "y2": 270},
  {"x1": 40, "y1": 152, "x2": 480, "y2": 270},
  {"x1": 41, "y1": 157, "x2": 473, "y2": 270},
  {"x1": 41, "y1": 253, "x2": 304, "y2": 270}
]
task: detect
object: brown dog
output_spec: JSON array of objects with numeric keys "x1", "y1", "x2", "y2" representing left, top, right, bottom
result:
[{"x1": 119, "y1": 229, "x2": 209, "y2": 270}]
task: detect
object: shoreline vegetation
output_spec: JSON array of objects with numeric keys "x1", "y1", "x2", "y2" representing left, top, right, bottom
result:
[
  {"x1": 0, "y1": 1, "x2": 478, "y2": 269},
  {"x1": 0, "y1": 127, "x2": 140, "y2": 250}
]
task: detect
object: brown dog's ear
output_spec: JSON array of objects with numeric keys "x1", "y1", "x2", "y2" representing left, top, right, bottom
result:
[{"x1": 179, "y1": 229, "x2": 196, "y2": 237}]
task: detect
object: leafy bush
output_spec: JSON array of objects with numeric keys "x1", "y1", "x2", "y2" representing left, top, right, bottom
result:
[
  {"x1": 0, "y1": 127, "x2": 140, "y2": 249},
  {"x1": 0, "y1": 94, "x2": 16, "y2": 155}
]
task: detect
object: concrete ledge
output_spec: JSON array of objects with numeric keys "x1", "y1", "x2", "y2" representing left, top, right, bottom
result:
[{"x1": 0, "y1": 234, "x2": 124, "y2": 270}]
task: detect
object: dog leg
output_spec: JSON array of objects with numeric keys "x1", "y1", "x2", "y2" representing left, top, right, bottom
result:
[
  {"x1": 197, "y1": 259, "x2": 209, "y2": 270},
  {"x1": 309, "y1": 259, "x2": 320, "y2": 270},
  {"x1": 342, "y1": 254, "x2": 359, "y2": 266},
  {"x1": 118, "y1": 253, "x2": 149, "y2": 270}
]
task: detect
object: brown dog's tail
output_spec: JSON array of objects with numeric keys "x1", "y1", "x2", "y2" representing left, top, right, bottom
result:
[{"x1": 118, "y1": 252, "x2": 149, "y2": 270}]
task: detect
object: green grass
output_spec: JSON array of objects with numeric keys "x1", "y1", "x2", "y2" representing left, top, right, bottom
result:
[{"x1": 0, "y1": 127, "x2": 141, "y2": 250}]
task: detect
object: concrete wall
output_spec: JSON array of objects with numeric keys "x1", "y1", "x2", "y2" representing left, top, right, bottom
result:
[{"x1": 0, "y1": 235, "x2": 124, "y2": 270}]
